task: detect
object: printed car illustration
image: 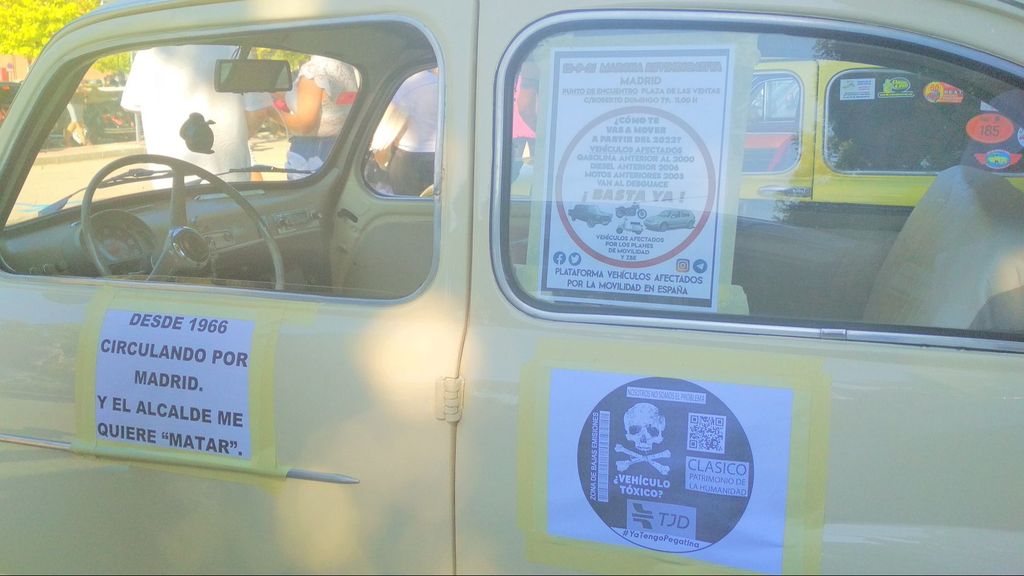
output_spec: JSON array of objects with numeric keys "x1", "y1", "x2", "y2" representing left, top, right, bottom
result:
[
  {"x1": 642, "y1": 208, "x2": 697, "y2": 231},
  {"x1": 567, "y1": 203, "x2": 612, "y2": 227}
]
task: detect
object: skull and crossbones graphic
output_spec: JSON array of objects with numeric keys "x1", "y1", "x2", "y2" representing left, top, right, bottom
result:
[{"x1": 616, "y1": 402, "x2": 672, "y2": 475}]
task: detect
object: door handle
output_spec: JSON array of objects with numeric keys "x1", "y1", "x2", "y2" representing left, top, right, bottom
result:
[{"x1": 758, "y1": 185, "x2": 811, "y2": 198}]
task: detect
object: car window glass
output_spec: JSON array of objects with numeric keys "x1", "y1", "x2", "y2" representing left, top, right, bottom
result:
[
  {"x1": 743, "y1": 71, "x2": 802, "y2": 173},
  {"x1": 825, "y1": 68, "x2": 1024, "y2": 175},
  {"x1": 0, "y1": 21, "x2": 439, "y2": 300},
  {"x1": 499, "y1": 25, "x2": 1024, "y2": 344}
]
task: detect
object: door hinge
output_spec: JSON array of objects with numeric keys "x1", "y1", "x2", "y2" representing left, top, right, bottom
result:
[{"x1": 435, "y1": 376, "x2": 465, "y2": 423}]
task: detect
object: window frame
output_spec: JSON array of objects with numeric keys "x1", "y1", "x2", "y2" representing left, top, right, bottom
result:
[
  {"x1": 491, "y1": 9, "x2": 1024, "y2": 354},
  {"x1": 0, "y1": 14, "x2": 447, "y2": 305},
  {"x1": 743, "y1": 69, "x2": 804, "y2": 175}
]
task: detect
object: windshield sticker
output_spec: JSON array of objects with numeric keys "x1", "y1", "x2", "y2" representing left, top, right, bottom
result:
[
  {"x1": 966, "y1": 113, "x2": 1015, "y2": 144},
  {"x1": 94, "y1": 310, "x2": 254, "y2": 458},
  {"x1": 839, "y1": 77, "x2": 875, "y2": 101},
  {"x1": 923, "y1": 81, "x2": 964, "y2": 104},
  {"x1": 878, "y1": 76, "x2": 914, "y2": 99},
  {"x1": 547, "y1": 370, "x2": 793, "y2": 573},
  {"x1": 1017, "y1": 127, "x2": 1024, "y2": 148},
  {"x1": 540, "y1": 47, "x2": 733, "y2": 311},
  {"x1": 975, "y1": 149, "x2": 1022, "y2": 170}
]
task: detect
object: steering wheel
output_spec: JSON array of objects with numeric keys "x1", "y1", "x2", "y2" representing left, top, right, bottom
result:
[{"x1": 81, "y1": 154, "x2": 284, "y2": 290}]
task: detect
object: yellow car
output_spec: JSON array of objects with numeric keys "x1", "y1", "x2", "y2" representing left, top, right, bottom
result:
[
  {"x1": 742, "y1": 60, "x2": 1024, "y2": 208},
  {"x1": 0, "y1": 0, "x2": 1020, "y2": 574}
]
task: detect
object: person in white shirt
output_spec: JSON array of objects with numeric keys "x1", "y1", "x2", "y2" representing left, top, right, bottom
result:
[
  {"x1": 370, "y1": 69, "x2": 438, "y2": 196},
  {"x1": 120, "y1": 45, "x2": 271, "y2": 183}
]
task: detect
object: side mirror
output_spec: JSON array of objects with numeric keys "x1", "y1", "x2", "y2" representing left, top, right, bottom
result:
[{"x1": 214, "y1": 59, "x2": 292, "y2": 93}]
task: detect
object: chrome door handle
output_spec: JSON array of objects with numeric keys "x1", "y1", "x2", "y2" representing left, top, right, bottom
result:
[{"x1": 758, "y1": 185, "x2": 811, "y2": 198}]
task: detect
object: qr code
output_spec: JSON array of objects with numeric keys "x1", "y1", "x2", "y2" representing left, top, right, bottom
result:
[{"x1": 687, "y1": 412, "x2": 726, "y2": 454}]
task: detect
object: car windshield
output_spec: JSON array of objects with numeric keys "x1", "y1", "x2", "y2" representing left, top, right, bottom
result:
[{"x1": 9, "y1": 44, "x2": 360, "y2": 225}]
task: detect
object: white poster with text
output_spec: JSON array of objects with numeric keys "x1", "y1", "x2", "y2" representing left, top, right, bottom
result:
[
  {"x1": 94, "y1": 310, "x2": 254, "y2": 458},
  {"x1": 541, "y1": 47, "x2": 734, "y2": 310},
  {"x1": 546, "y1": 370, "x2": 793, "y2": 574}
]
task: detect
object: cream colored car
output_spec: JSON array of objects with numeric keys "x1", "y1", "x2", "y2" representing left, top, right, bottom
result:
[{"x1": 0, "y1": 0, "x2": 1021, "y2": 574}]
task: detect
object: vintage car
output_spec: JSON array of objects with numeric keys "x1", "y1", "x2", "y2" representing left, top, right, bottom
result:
[{"x1": 0, "y1": 0, "x2": 1020, "y2": 574}]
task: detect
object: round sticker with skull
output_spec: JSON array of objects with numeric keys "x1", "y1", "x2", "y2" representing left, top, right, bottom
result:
[{"x1": 576, "y1": 377, "x2": 753, "y2": 553}]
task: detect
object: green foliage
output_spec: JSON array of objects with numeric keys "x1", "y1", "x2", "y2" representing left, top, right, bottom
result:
[
  {"x1": 0, "y1": 0, "x2": 99, "y2": 62},
  {"x1": 251, "y1": 47, "x2": 308, "y2": 70},
  {"x1": 93, "y1": 51, "x2": 131, "y2": 74}
]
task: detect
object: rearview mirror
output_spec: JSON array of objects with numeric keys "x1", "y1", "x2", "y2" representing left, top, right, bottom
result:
[{"x1": 214, "y1": 59, "x2": 292, "y2": 93}]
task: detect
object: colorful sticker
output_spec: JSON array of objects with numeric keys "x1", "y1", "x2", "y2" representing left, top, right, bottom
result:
[
  {"x1": 548, "y1": 370, "x2": 793, "y2": 573},
  {"x1": 966, "y1": 113, "x2": 1015, "y2": 144},
  {"x1": 839, "y1": 77, "x2": 875, "y2": 101},
  {"x1": 878, "y1": 76, "x2": 914, "y2": 99},
  {"x1": 540, "y1": 47, "x2": 733, "y2": 312},
  {"x1": 923, "y1": 81, "x2": 964, "y2": 104},
  {"x1": 974, "y1": 149, "x2": 1023, "y2": 170}
]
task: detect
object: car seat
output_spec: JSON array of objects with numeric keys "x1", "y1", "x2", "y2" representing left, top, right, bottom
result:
[{"x1": 862, "y1": 165, "x2": 1024, "y2": 334}]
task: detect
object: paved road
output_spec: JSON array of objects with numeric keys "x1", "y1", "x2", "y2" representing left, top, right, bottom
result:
[{"x1": 11, "y1": 133, "x2": 291, "y2": 224}]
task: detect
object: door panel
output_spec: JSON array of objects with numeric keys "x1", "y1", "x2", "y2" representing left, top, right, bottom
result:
[
  {"x1": 0, "y1": 282, "x2": 464, "y2": 573},
  {"x1": 457, "y1": 313, "x2": 1023, "y2": 573},
  {"x1": 462, "y1": 5, "x2": 1024, "y2": 575}
]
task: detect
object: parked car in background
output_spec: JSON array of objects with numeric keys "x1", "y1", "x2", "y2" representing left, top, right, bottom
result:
[
  {"x1": 0, "y1": 82, "x2": 18, "y2": 123},
  {"x1": 69, "y1": 85, "x2": 136, "y2": 146},
  {"x1": 740, "y1": 60, "x2": 1024, "y2": 209}
]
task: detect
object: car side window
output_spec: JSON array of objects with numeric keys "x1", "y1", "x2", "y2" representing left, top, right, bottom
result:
[
  {"x1": 498, "y1": 21, "x2": 1024, "y2": 347},
  {"x1": 743, "y1": 72, "x2": 802, "y2": 173},
  {"x1": 0, "y1": 20, "x2": 440, "y2": 300},
  {"x1": 10, "y1": 46, "x2": 361, "y2": 225},
  {"x1": 824, "y1": 68, "x2": 1024, "y2": 175}
]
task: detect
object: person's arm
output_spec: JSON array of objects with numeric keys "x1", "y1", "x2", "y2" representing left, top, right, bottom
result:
[
  {"x1": 369, "y1": 102, "x2": 407, "y2": 167},
  {"x1": 245, "y1": 108, "x2": 271, "y2": 136},
  {"x1": 243, "y1": 92, "x2": 273, "y2": 137},
  {"x1": 275, "y1": 76, "x2": 324, "y2": 135}
]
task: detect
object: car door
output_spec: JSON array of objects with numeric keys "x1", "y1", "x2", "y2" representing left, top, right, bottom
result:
[
  {"x1": 739, "y1": 61, "x2": 818, "y2": 205},
  {"x1": 459, "y1": 3, "x2": 1024, "y2": 575},
  {"x1": 0, "y1": 1, "x2": 472, "y2": 573}
]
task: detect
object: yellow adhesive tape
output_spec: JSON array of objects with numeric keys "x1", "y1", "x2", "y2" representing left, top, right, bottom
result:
[
  {"x1": 73, "y1": 286, "x2": 318, "y2": 480},
  {"x1": 518, "y1": 337, "x2": 829, "y2": 574}
]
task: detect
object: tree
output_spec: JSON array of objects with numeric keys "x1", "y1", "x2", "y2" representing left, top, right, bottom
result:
[{"x1": 0, "y1": 0, "x2": 99, "y2": 64}]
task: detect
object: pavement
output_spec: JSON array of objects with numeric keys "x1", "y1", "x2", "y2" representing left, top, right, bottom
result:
[
  {"x1": 34, "y1": 130, "x2": 289, "y2": 165},
  {"x1": 34, "y1": 139, "x2": 147, "y2": 166},
  {"x1": 11, "y1": 132, "x2": 291, "y2": 224}
]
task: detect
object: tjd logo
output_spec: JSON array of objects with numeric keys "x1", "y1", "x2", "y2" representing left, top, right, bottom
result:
[{"x1": 627, "y1": 500, "x2": 696, "y2": 538}]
